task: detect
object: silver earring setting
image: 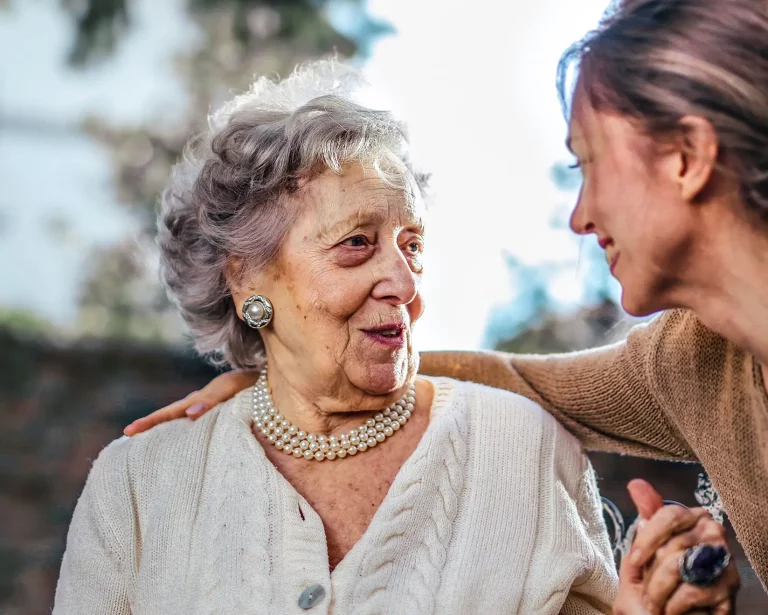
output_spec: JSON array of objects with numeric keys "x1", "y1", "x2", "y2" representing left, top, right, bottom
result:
[{"x1": 242, "y1": 295, "x2": 273, "y2": 329}]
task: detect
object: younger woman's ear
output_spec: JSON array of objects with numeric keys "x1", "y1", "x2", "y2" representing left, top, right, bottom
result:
[{"x1": 675, "y1": 115, "x2": 719, "y2": 202}]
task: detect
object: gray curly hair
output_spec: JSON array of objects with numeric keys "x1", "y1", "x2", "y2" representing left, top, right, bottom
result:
[{"x1": 157, "y1": 60, "x2": 428, "y2": 369}]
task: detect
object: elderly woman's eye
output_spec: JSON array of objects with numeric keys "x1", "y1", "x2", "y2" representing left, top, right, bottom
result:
[
  {"x1": 403, "y1": 237, "x2": 424, "y2": 255},
  {"x1": 342, "y1": 236, "x2": 370, "y2": 248}
]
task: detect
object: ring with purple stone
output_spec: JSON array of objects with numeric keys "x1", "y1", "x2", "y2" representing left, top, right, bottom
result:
[{"x1": 679, "y1": 544, "x2": 731, "y2": 587}]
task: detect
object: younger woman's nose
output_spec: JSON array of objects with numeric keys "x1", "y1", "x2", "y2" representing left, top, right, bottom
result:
[{"x1": 569, "y1": 191, "x2": 595, "y2": 236}]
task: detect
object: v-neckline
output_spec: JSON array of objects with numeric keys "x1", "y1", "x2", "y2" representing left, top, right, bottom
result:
[{"x1": 242, "y1": 376, "x2": 455, "y2": 579}]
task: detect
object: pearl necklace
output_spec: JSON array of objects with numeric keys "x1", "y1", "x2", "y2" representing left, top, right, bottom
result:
[{"x1": 251, "y1": 369, "x2": 415, "y2": 461}]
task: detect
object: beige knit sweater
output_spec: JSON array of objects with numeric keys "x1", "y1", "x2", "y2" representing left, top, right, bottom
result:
[
  {"x1": 54, "y1": 377, "x2": 617, "y2": 614},
  {"x1": 420, "y1": 309, "x2": 768, "y2": 590}
]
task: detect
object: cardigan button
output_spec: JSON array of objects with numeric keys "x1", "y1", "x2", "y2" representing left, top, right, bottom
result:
[{"x1": 298, "y1": 583, "x2": 326, "y2": 609}]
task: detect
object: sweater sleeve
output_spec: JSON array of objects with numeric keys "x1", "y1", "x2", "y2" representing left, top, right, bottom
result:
[
  {"x1": 560, "y1": 457, "x2": 617, "y2": 615},
  {"x1": 419, "y1": 310, "x2": 695, "y2": 460},
  {"x1": 53, "y1": 438, "x2": 133, "y2": 615}
]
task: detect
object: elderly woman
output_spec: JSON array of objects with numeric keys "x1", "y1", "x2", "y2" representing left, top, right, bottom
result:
[
  {"x1": 53, "y1": 61, "x2": 619, "y2": 614},
  {"x1": 130, "y1": 0, "x2": 766, "y2": 610}
]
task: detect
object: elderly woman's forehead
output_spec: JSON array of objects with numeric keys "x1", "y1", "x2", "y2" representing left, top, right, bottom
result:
[{"x1": 302, "y1": 168, "x2": 421, "y2": 217}]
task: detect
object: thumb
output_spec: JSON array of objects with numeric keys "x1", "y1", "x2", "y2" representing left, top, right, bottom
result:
[{"x1": 628, "y1": 478, "x2": 664, "y2": 520}]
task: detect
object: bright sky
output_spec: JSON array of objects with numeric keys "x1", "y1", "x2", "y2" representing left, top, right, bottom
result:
[
  {"x1": 363, "y1": 0, "x2": 611, "y2": 349},
  {"x1": 0, "y1": 0, "x2": 612, "y2": 349}
]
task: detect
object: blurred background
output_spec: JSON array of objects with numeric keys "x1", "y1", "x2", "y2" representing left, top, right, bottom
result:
[{"x1": 0, "y1": 0, "x2": 764, "y2": 611}]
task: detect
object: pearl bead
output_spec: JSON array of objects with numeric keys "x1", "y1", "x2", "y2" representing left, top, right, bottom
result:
[
  {"x1": 247, "y1": 302, "x2": 265, "y2": 321},
  {"x1": 252, "y1": 369, "x2": 414, "y2": 461}
]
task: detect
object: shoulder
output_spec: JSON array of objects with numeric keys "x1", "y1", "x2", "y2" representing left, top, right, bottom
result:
[
  {"x1": 629, "y1": 309, "x2": 736, "y2": 402},
  {"x1": 428, "y1": 376, "x2": 581, "y2": 452},
  {"x1": 86, "y1": 395, "x2": 244, "y2": 509},
  {"x1": 627, "y1": 309, "x2": 728, "y2": 364}
]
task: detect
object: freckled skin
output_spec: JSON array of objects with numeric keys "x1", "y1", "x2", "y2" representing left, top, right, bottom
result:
[{"x1": 230, "y1": 162, "x2": 432, "y2": 570}]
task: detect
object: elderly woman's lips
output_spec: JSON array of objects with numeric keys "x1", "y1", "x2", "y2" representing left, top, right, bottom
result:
[{"x1": 363, "y1": 326, "x2": 406, "y2": 348}]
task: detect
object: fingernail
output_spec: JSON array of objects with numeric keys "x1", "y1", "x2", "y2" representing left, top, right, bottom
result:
[
  {"x1": 186, "y1": 403, "x2": 207, "y2": 417},
  {"x1": 637, "y1": 519, "x2": 648, "y2": 532}
]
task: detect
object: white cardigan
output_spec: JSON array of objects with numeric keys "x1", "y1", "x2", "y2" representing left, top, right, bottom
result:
[{"x1": 54, "y1": 377, "x2": 618, "y2": 614}]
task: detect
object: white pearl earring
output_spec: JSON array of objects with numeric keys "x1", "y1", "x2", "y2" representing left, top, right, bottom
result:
[{"x1": 242, "y1": 295, "x2": 273, "y2": 329}]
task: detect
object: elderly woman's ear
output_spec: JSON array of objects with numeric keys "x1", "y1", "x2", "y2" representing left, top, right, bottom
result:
[{"x1": 226, "y1": 257, "x2": 265, "y2": 317}]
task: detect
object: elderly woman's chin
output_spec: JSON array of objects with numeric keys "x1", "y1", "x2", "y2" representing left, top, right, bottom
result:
[{"x1": 346, "y1": 333, "x2": 419, "y2": 397}]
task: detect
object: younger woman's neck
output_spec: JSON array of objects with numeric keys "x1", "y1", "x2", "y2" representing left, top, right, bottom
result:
[{"x1": 677, "y1": 214, "x2": 768, "y2": 370}]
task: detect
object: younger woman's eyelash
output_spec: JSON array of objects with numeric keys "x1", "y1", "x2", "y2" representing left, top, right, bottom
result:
[{"x1": 568, "y1": 162, "x2": 581, "y2": 170}]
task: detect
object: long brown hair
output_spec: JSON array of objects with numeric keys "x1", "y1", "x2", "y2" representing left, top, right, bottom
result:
[{"x1": 558, "y1": 0, "x2": 768, "y2": 222}]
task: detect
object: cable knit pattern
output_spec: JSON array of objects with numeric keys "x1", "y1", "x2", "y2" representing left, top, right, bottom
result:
[
  {"x1": 419, "y1": 309, "x2": 768, "y2": 589},
  {"x1": 54, "y1": 377, "x2": 617, "y2": 614},
  {"x1": 351, "y1": 381, "x2": 466, "y2": 614}
]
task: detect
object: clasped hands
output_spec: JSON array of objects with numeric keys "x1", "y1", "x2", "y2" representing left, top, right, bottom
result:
[{"x1": 615, "y1": 479, "x2": 739, "y2": 614}]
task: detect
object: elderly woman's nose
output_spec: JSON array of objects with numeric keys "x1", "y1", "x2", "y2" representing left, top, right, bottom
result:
[{"x1": 371, "y1": 250, "x2": 419, "y2": 305}]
